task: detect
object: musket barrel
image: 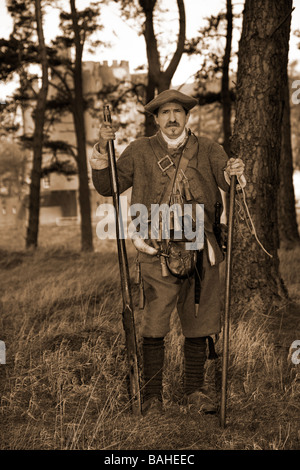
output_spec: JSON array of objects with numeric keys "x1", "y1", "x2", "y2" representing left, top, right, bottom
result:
[{"x1": 103, "y1": 105, "x2": 141, "y2": 415}]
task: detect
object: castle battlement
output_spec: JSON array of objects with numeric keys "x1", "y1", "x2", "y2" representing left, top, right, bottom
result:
[
  {"x1": 83, "y1": 60, "x2": 130, "y2": 71},
  {"x1": 99, "y1": 60, "x2": 129, "y2": 69}
]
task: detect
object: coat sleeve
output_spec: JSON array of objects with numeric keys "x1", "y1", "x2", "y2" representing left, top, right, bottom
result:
[
  {"x1": 208, "y1": 141, "x2": 230, "y2": 192},
  {"x1": 91, "y1": 141, "x2": 135, "y2": 197}
]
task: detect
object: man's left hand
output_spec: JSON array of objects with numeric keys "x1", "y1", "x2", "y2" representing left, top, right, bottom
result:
[{"x1": 225, "y1": 158, "x2": 245, "y2": 178}]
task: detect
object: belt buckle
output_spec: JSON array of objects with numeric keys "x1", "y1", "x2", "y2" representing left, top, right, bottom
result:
[{"x1": 157, "y1": 155, "x2": 174, "y2": 173}]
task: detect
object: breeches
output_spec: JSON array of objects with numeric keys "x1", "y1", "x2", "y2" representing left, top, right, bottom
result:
[{"x1": 139, "y1": 247, "x2": 222, "y2": 338}]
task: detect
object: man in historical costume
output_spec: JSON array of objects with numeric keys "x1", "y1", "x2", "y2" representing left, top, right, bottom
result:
[{"x1": 90, "y1": 90, "x2": 245, "y2": 416}]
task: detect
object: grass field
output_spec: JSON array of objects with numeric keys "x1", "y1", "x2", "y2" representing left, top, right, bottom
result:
[{"x1": 0, "y1": 223, "x2": 299, "y2": 450}]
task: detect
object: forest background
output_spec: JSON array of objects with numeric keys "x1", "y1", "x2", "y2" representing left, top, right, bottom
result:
[{"x1": 0, "y1": 0, "x2": 299, "y2": 452}]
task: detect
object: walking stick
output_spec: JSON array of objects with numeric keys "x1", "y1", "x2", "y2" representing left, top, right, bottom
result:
[
  {"x1": 220, "y1": 175, "x2": 236, "y2": 428},
  {"x1": 103, "y1": 105, "x2": 142, "y2": 416}
]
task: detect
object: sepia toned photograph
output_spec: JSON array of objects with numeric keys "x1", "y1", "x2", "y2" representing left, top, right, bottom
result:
[{"x1": 0, "y1": 0, "x2": 299, "y2": 456}]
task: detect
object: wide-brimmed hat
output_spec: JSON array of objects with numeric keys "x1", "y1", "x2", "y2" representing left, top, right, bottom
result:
[{"x1": 144, "y1": 89, "x2": 198, "y2": 115}]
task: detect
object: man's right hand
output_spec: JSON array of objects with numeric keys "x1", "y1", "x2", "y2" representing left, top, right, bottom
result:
[{"x1": 98, "y1": 122, "x2": 118, "y2": 154}]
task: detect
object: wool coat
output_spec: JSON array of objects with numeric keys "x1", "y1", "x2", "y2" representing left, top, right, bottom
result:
[{"x1": 91, "y1": 130, "x2": 230, "y2": 337}]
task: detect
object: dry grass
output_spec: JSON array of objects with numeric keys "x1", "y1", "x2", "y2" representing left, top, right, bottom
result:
[{"x1": 0, "y1": 224, "x2": 299, "y2": 450}]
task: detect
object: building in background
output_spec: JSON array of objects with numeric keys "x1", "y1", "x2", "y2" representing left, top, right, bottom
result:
[{"x1": 0, "y1": 59, "x2": 144, "y2": 227}]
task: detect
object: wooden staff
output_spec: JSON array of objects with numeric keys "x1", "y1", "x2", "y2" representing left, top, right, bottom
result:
[
  {"x1": 103, "y1": 105, "x2": 141, "y2": 415},
  {"x1": 220, "y1": 175, "x2": 236, "y2": 428}
]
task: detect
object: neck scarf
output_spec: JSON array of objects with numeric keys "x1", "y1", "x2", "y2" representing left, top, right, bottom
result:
[{"x1": 161, "y1": 128, "x2": 187, "y2": 148}]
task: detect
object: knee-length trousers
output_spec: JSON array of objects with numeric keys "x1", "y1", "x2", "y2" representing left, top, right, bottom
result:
[{"x1": 139, "y1": 246, "x2": 222, "y2": 338}]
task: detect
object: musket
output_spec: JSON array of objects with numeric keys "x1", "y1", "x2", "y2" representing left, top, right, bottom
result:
[
  {"x1": 220, "y1": 175, "x2": 236, "y2": 428},
  {"x1": 103, "y1": 105, "x2": 141, "y2": 415}
]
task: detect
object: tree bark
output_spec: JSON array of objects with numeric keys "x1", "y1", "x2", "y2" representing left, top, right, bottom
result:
[
  {"x1": 230, "y1": 0, "x2": 292, "y2": 314},
  {"x1": 26, "y1": 0, "x2": 48, "y2": 249},
  {"x1": 278, "y1": 74, "x2": 300, "y2": 245},
  {"x1": 70, "y1": 0, "x2": 93, "y2": 251},
  {"x1": 140, "y1": 0, "x2": 186, "y2": 136}
]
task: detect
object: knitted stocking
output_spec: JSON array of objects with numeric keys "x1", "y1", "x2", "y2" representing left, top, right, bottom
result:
[
  {"x1": 142, "y1": 337, "x2": 165, "y2": 401},
  {"x1": 183, "y1": 336, "x2": 207, "y2": 395}
]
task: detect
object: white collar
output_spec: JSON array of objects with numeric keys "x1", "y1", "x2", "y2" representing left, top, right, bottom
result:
[{"x1": 161, "y1": 129, "x2": 187, "y2": 148}]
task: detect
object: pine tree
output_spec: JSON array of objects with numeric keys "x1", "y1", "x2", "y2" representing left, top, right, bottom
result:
[
  {"x1": 26, "y1": 0, "x2": 49, "y2": 249},
  {"x1": 0, "y1": 0, "x2": 49, "y2": 249},
  {"x1": 230, "y1": 0, "x2": 293, "y2": 314},
  {"x1": 117, "y1": 0, "x2": 186, "y2": 136}
]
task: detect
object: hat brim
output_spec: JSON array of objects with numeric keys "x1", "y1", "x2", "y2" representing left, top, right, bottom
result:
[{"x1": 144, "y1": 90, "x2": 198, "y2": 115}]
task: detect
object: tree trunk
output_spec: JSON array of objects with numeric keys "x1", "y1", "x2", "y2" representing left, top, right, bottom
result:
[
  {"x1": 230, "y1": 0, "x2": 292, "y2": 315},
  {"x1": 70, "y1": 0, "x2": 93, "y2": 252},
  {"x1": 221, "y1": 0, "x2": 233, "y2": 156},
  {"x1": 278, "y1": 75, "x2": 300, "y2": 245},
  {"x1": 26, "y1": 0, "x2": 48, "y2": 249},
  {"x1": 140, "y1": 0, "x2": 186, "y2": 136}
]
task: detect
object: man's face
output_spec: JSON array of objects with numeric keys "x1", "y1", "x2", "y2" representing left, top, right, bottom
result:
[{"x1": 155, "y1": 102, "x2": 189, "y2": 139}]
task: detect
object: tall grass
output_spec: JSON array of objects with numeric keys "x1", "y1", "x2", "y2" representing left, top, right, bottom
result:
[{"x1": 0, "y1": 225, "x2": 299, "y2": 450}]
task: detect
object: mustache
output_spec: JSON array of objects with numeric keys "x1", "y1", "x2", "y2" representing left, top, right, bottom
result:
[{"x1": 166, "y1": 121, "x2": 180, "y2": 127}]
